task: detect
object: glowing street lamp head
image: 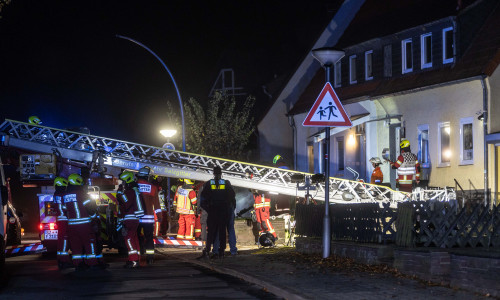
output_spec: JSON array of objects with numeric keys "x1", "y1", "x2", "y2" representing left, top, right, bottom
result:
[{"x1": 160, "y1": 129, "x2": 177, "y2": 138}]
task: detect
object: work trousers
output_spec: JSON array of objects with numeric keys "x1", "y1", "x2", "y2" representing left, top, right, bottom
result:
[
  {"x1": 177, "y1": 214, "x2": 195, "y2": 240},
  {"x1": 214, "y1": 206, "x2": 237, "y2": 255},
  {"x1": 68, "y1": 222, "x2": 98, "y2": 266},
  {"x1": 56, "y1": 220, "x2": 71, "y2": 263},
  {"x1": 138, "y1": 222, "x2": 155, "y2": 258},
  {"x1": 200, "y1": 209, "x2": 208, "y2": 242},
  {"x1": 399, "y1": 183, "x2": 413, "y2": 193},
  {"x1": 206, "y1": 204, "x2": 229, "y2": 255},
  {"x1": 123, "y1": 219, "x2": 140, "y2": 262},
  {"x1": 194, "y1": 214, "x2": 202, "y2": 239}
]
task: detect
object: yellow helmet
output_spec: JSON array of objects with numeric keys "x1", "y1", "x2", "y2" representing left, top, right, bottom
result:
[
  {"x1": 54, "y1": 177, "x2": 68, "y2": 187},
  {"x1": 68, "y1": 173, "x2": 84, "y2": 186},
  {"x1": 400, "y1": 140, "x2": 410, "y2": 148},
  {"x1": 119, "y1": 171, "x2": 135, "y2": 184},
  {"x1": 273, "y1": 154, "x2": 282, "y2": 164},
  {"x1": 184, "y1": 179, "x2": 194, "y2": 185},
  {"x1": 28, "y1": 116, "x2": 42, "y2": 125},
  {"x1": 138, "y1": 166, "x2": 152, "y2": 177}
]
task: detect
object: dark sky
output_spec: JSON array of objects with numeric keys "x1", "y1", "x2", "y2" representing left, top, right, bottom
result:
[{"x1": 0, "y1": 0, "x2": 335, "y2": 147}]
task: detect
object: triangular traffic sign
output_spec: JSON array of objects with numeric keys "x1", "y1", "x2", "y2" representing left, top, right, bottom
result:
[{"x1": 302, "y1": 82, "x2": 352, "y2": 127}]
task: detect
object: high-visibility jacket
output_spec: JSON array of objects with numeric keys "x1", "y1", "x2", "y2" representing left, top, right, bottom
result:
[
  {"x1": 370, "y1": 167, "x2": 383, "y2": 184},
  {"x1": 137, "y1": 178, "x2": 161, "y2": 224},
  {"x1": 63, "y1": 185, "x2": 96, "y2": 225},
  {"x1": 116, "y1": 183, "x2": 144, "y2": 221},
  {"x1": 200, "y1": 179, "x2": 235, "y2": 209},
  {"x1": 253, "y1": 194, "x2": 276, "y2": 238},
  {"x1": 174, "y1": 184, "x2": 197, "y2": 215},
  {"x1": 392, "y1": 152, "x2": 420, "y2": 185}
]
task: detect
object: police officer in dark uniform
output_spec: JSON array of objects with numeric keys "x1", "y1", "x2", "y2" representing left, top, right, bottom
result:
[{"x1": 200, "y1": 166, "x2": 235, "y2": 258}]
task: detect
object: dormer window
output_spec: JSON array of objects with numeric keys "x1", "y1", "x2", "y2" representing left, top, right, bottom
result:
[
  {"x1": 402, "y1": 38, "x2": 413, "y2": 74},
  {"x1": 443, "y1": 27, "x2": 454, "y2": 64},
  {"x1": 334, "y1": 60, "x2": 341, "y2": 87},
  {"x1": 349, "y1": 55, "x2": 357, "y2": 84},
  {"x1": 421, "y1": 33, "x2": 432, "y2": 69},
  {"x1": 365, "y1": 50, "x2": 373, "y2": 81}
]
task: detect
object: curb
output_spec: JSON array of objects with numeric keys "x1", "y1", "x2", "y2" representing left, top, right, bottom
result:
[{"x1": 166, "y1": 252, "x2": 308, "y2": 300}]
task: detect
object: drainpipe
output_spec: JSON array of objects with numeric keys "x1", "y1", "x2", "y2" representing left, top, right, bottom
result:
[
  {"x1": 481, "y1": 76, "x2": 489, "y2": 207},
  {"x1": 288, "y1": 115, "x2": 297, "y2": 170}
]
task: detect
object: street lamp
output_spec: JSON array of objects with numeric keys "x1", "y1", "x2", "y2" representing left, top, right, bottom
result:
[
  {"x1": 116, "y1": 34, "x2": 186, "y2": 152},
  {"x1": 160, "y1": 129, "x2": 177, "y2": 150},
  {"x1": 311, "y1": 47, "x2": 345, "y2": 259}
]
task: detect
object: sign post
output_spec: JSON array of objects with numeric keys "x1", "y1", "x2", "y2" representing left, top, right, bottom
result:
[{"x1": 306, "y1": 48, "x2": 348, "y2": 258}]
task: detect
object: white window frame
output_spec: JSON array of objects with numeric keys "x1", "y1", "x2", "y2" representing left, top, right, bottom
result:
[
  {"x1": 402, "y1": 38, "x2": 413, "y2": 74},
  {"x1": 417, "y1": 124, "x2": 430, "y2": 168},
  {"x1": 438, "y1": 121, "x2": 451, "y2": 167},
  {"x1": 334, "y1": 60, "x2": 341, "y2": 88},
  {"x1": 349, "y1": 55, "x2": 357, "y2": 84},
  {"x1": 442, "y1": 27, "x2": 454, "y2": 64},
  {"x1": 459, "y1": 117, "x2": 474, "y2": 165},
  {"x1": 421, "y1": 33, "x2": 432, "y2": 69},
  {"x1": 365, "y1": 50, "x2": 373, "y2": 81}
]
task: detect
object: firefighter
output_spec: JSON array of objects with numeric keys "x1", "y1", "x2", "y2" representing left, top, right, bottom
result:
[
  {"x1": 136, "y1": 166, "x2": 162, "y2": 265},
  {"x1": 369, "y1": 157, "x2": 383, "y2": 185},
  {"x1": 239, "y1": 190, "x2": 277, "y2": 246},
  {"x1": 117, "y1": 171, "x2": 144, "y2": 268},
  {"x1": 173, "y1": 179, "x2": 197, "y2": 240},
  {"x1": 200, "y1": 166, "x2": 235, "y2": 258},
  {"x1": 389, "y1": 140, "x2": 421, "y2": 193},
  {"x1": 273, "y1": 154, "x2": 289, "y2": 170},
  {"x1": 193, "y1": 181, "x2": 205, "y2": 240},
  {"x1": 28, "y1": 115, "x2": 42, "y2": 125},
  {"x1": 53, "y1": 176, "x2": 72, "y2": 269},
  {"x1": 64, "y1": 173, "x2": 104, "y2": 270}
]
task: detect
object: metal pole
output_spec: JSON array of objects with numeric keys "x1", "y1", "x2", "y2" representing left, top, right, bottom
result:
[
  {"x1": 116, "y1": 35, "x2": 186, "y2": 152},
  {"x1": 322, "y1": 64, "x2": 332, "y2": 258}
]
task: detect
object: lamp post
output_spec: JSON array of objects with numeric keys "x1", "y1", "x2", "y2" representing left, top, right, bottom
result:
[
  {"x1": 116, "y1": 34, "x2": 186, "y2": 152},
  {"x1": 311, "y1": 47, "x2": 345, "y2": 259},
  {"x1": 160, "y1": 128, "x2": 178, "y2": 214}
]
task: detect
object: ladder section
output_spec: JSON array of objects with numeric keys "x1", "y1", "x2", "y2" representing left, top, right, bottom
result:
[{"x1": 0, "y1": 119, "x2": 452, "y2": 205}]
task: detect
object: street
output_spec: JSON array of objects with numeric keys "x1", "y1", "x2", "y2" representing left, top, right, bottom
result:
[{"x1": 1, "y1": 250, "x2": 278, "y2": 299}]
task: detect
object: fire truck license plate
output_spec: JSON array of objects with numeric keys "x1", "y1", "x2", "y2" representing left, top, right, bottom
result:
[{"x1": 44, "y1": 230, "x2": 58, "y2": 240}]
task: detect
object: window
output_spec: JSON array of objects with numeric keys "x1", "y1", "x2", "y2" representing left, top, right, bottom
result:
[
  {"x1": 417, "y1": 124, "x2": 430, "y2": 168},
  {"x1": 334, "y1": 60, "x2": 341, "y2": 88},
  {"x1": 365, "y1": 50, "x2": 373, "y2": 81},
  {"x1": 383, "y1": 45, "x2": 392, "y2": 77},
  {"x1": 349, "y1": 55, "x2": 357, "y2": 84},
  {"x1": 421, "y1": 33, "x2": 432, "y2": 69},
  {"x1": 459, "y1": 117, "x2": 474, "y2": 165},
  {"x1": 438, "y1": 122, "x2": 451, "y2": 167},
  {"x1": 402, "y1": 38, "x2": 413, "y2": 73},
  {"x1": 337, "y1": 137, "x2": 345, "y2": 171},
  {"x1": 443, "y1": 27, "x2": 454, "y2": 64}
]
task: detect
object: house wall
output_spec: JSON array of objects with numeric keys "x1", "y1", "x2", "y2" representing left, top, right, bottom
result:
[
  {"x1": 376, "y1": 80, "x2": 485, "y2": 188},
  {"x1": 489, "y1": 64, "x2": 500, "y2": 134}
]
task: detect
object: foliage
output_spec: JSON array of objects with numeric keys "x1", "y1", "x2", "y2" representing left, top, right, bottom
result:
[
  {"x1": 167, "y1": 92, "x2": 255, "y2": 160},
  {"x1": 0, "y1": 0, "x2": 12, "y2": 19}
]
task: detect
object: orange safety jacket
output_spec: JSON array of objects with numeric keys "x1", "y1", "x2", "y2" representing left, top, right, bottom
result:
[
  {"x1": 174, "y1": 185, "x2": 197, "y2": 215},
  {"x1": 370, "y1": 167, "x2": 383, "y2": 184},
  {"x1": 392, "y1": 152, "x2": 420, "y2": 185}
]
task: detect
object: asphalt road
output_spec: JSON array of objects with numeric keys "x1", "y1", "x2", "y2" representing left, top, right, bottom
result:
[{"x1": 1, "y1": 251, "x2": 279, "y2": 299}]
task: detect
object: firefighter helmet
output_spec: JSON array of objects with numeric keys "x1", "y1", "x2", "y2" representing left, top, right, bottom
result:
[
  {"x1": 119, "y1": 171, "x2": 135, "y2": 184},
  {"x1": 369, "y1": 157, "x2": 382, "y2": 164},
  {"x1": 138, "y1": 166, "x2": 152, "y2": 177},
  {"x1": 400, "y1": 140, "x2": 410, "y2": 148},
  {"x1": 273, "y1": 154, "x2": 282, "y2": 164},
  {"x1": 258, "y1": 232, "x2": 275, "y2": 247},
  {"x1": 68, "y1": 173, "x2": 84, "y2": 186},
  {"x1": 213, "y1": 166, "x2": 222, "y2": 175},
  {"x1": 54, "y1": 177, "x2": 68, "y2": 187},
  {"x1": 28, "y1": 116, "x2": 42, "y2": 125},
  {"x1": 184, "y1": 179, "x2": 194, "y2": 184}
]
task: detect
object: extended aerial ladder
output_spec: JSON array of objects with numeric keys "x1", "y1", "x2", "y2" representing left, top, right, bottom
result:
[{"x1": 0, "y1": 119, "x2": 454, "y2": 207}]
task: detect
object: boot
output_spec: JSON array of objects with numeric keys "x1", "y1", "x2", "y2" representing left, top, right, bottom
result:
[{"x1": 196, "y1": 249, "x2": 208, "y2": 260}]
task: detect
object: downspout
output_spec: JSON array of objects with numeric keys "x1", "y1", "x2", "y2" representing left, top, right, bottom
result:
[
  {"x1": 288, "y1": 115, "x2": 297, "y2": 170},
  {"x1": 481, "y1": 76, "x2": 489, "y2": 207}
]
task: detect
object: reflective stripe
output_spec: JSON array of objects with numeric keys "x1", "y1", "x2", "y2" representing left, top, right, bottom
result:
[
  {"x1": 155, "y1": 209, "x2": 162, "y2": 213},
  {"x1": 86, "y1": 254, "x2": 96, "y2": 259},
  {"x1": 129, "y1": 250, "x2": 138, "y2": 255},
  {"x1": 140, "y1": 215, "x2": 155, "y2": 223},
  {"x1": 96, "y1": 254, "x2": 103, "y2": 259},
  {"x1": 210, "y1": 179, "x2": 226, "y2": 190},
  {"x1": 145, "y1": 249, "x2": 155, "y2": 255},
  {"x1": 72, "y1": 255, "x2": 84, "y2": 259},
  {"x1": 83, "y1": 200, "x2": 90, "y2": 206},
  {"x1": 123, "y1": 214, "x2": 138, "y2": 221},
  {"x1": 135, "y1": 189, "x2": 143, "y2": 211}
]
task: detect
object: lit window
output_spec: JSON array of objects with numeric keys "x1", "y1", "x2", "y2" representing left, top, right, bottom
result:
[
  {"x1": 459, "y1": 117, "x2": 473, "y2": 165},
  {"x1": 402, "y1": 38, "x2": 413, "y2": 74},
  {"x1": 337, "y1": 137, "x2": 344, "y2": 171},
  {"x1": 421, "y1": 33, "x2": 432, "y2": 69},
  {"x1": 334, "y1": 60, "x2": 341, "y2": 88},
  {"x1": 349, "y1": 55, "x2": 357, "y2": 84},
  {"x1": 438, "y1": 121, "x2": 451, "y2": 167},
  {"x1": 365, "y1": 50, "x2": 373, "y2": 81},
  {"x1": 418, "y1": 124, "x2": 430, "y2": 168},
  {"x1": 443, "y1": 27, "x2": 454, "y2": 64}
]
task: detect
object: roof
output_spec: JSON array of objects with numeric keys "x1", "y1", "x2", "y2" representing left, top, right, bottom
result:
[{"x1": 288, "y1": 0, "x2": 500, "y2": 116}]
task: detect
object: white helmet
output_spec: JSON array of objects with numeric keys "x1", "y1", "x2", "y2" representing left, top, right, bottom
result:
[{"x1": 369, "y1": 157, "x2": 382, "y2": 164}]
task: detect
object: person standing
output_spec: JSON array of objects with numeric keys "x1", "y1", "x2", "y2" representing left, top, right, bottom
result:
[
  {"x1": 53, "y1": 176, "x2": 72, "y2": 269},
  {"x1": 200, "y1": 166, "x2": 235, "y2": 258},
  {"x1": 213, "y1": 190, "x2": 238, "y2": 256},
  {"x1": 116, "y1": 171, "x2": 144, "y2": 268},
  {"x1": 369, "y1": 157, "x2": 384, "y2": 185},
  {"x1": 64, "y1": 173, "x2": 102, "y2": 270},
  {"x1": 136, "y1": 166, "x2": 162, "y2": 265},
  {"x1": 173, "y1": 179, "x2": 197, "y2": 240},
  {"x1": 389, "y1": 140, "x2": 421, "y2": 193}
]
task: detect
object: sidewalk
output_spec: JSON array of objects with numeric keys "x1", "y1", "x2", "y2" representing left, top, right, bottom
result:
[{"x1": 160, "y1": 246, "x2": 492, "y2": 300}]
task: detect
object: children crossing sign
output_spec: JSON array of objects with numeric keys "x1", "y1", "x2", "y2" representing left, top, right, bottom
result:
[{"x1": 302, "y1": 82, "x2": 352, "y2": 127}]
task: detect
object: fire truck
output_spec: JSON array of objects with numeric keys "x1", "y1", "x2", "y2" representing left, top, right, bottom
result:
[{"x1": 0, "y1": 119, "x2": 454, "y2": 253}]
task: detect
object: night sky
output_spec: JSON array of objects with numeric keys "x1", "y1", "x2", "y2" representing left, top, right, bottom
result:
[{"x1": 1, "y1": 1, "x2": 335, "y2": 147}]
